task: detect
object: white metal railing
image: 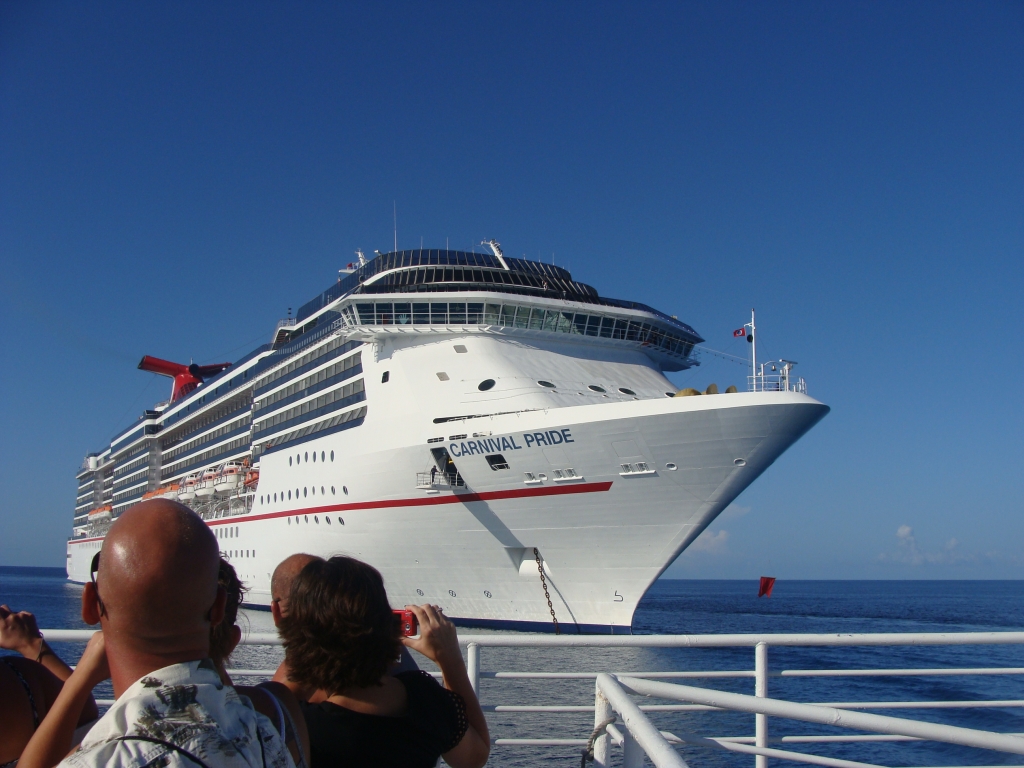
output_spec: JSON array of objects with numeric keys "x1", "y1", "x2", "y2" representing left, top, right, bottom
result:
[{"x1": 41, "y1": 630, "x2": 1024, "y2": 767}]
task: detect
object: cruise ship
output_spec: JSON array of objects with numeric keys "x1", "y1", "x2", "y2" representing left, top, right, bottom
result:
[{"x1": 68, "y1": 243, "x2": 828, "y2": 633}]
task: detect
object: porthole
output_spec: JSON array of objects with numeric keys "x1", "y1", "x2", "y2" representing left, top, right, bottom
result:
[
  {"x1": 304, "y1": 515, "x2": 308, "y2": 523},
  {"x1": 338, "y1": 516, "x2": 344, "y2": 525},
  {"x1": 312, "y1": 452, "x2": 316, "y2": 463},
  {"x1": 321, "y1": 451, "x2": 325, "y2": 462},
  {"x1": 314, "y1": 516, "x2": 319, "y2": 523},
  {"x1": 416, "y1": 589, "x2": 424, "y2": 596},
  {"x1": 274, "y1": 493, "x2": 277, "y2": 502},
  {"x1": 331, "y1": 486, "x2": 336, "y2": 495},
  {"x1": 311, "y1": 486, "x2": 315, "y2": 495},
  {"x1": 260, "y1": 496, "x2": 263, "y2": 504},
  {"x1": 326, "y1": 517, "x2": 332, "y2": 525},
  {"x1": 303, "y1": 487, "x2": 307, "y2": 497},
  {"x1": 289, "y1": 456, "x2": 293, "y2": 466},
  {"x1": 665, "y1": 392, "x2": 675, "y2": 397},
  {"x1": 321, "y1": 486, "x2": 325, "y2": 495},
  {"x1": 381, "y1": 370, "x2": 390, "y2": 383},
  {"x1": 304, "y1": 452, "x2": 308, "y2": 462},
  {"x1": 295, "y1": 488, "x2": 299, "y2": 498},
  {"x1": 588, "y1": 385, "x2": 607, "y2": 393},
  {"x1": 330, "y1": 451, "x2": 335, "y2": 462},
  {"x1": 478, "y1": 379, "x2": 496, "y2": 391},
  {"x1": 288, "y1": 490, "x2": 292, "y2": 500},
  {"x1": 666, "y1": 463, "x2": 678, "y2": 471},
  {"x1": 343, "y1": 486, "x2": 348, "y2": 495},
  {"x1": 448, "y1": 590, "x2": 457, "y2": 597},
  {"x1": 618, "y1": 387, "x2": 637, "y2": 396},
  {"x1": 538, "y1": 380, "x2": 555, "y2": 388},
  {"x1": 296, "y1": 454, "x2": 300, "y2": 464},
  {"x1": 734, "y1": 458, "x2": 747, "y2": 467},
  {"x1": 287, "y1": 518, "x2": 291, "y2": 525},
  {"x1": 484, "y1": 590, "x2": 492, "y2": 598}
]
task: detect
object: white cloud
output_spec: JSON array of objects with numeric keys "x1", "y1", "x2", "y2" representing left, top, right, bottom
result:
[
  {"x1": 690, "y1": 529, "x2": 730, "y2": 554},
  {"x1": 879, "y1": 525, "x2": 973, "y2": 565}
]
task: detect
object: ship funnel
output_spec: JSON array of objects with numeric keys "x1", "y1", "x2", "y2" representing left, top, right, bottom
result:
[{"x1": 138, "y1": 356, "x2": 233, "y2": 403}]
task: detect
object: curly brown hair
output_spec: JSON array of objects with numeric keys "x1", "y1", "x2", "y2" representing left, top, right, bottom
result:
[
  {"x1": 278, "y1": 556, "x2": 401, "y2": 694},
  {"x1": 209, "y1": 557, "x2": 247, "y2": 664}
]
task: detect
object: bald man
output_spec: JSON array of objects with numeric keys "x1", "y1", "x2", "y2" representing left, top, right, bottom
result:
[
  {"x1": 19, "y1": 500, "x2": 296, "y2": 768},
  {"x1": 269, "y1": 552, "x2": 418, "y2": 702}
]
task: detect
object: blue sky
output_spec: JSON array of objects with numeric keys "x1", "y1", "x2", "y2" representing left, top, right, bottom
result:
[{"x1": 1, "y1": 2, "x2": 1021, "y2": 576}]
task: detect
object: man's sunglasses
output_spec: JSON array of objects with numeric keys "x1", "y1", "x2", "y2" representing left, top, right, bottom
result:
[{"x1": 90, "y1": 552, "x2": 107, "y2": 618}]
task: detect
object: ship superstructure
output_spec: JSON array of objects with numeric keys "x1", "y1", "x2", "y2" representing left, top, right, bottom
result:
[{"x1": 69, "y1": 244, "x2": 828, "y2": 632}]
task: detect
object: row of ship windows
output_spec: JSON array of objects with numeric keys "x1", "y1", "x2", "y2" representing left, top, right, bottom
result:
[
  {"x1": 161, "y1": 397, "x2": 251, "y2": 451},
  {"x1": 255, "y1": 338, "x2": 361, "y2": 391},
  {"x1": 162, "y1": 416, "x2": 250, "y2": 462},
  {"x1": 290, "y1": 450, "x2": 334, "y2": 465},
  {"x1": 255, "y1": 352, "x2": 362, "y2": 412},
  {"x1": 287, "y1": 514, "x2": 345, "y2": 526},
  {"x1": 253, "y1": 380, "x2": 365, "y2": 434},
  {"x1": 350, "y1": 301, "x2": 696, "y2": 356},
  {"x1": 259, "y1": 484, "x2": 349, "y2": 504},
  {"x1": 161, "y1": 437, "x2": 250, "y2": 480}
]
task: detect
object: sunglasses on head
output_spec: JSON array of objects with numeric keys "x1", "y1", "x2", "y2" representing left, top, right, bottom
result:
[{"x1": 90, "y1": 551, "x2": 107, "y2": 618}]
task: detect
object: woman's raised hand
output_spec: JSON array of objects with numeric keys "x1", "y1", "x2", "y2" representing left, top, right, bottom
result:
[
  {"x1": 401, "y1": 604, "x2": 462, "y2": 667},
  {"x1": 75, "y1": 631, "x2": 110, "y2": 689},
  {"x1": 0, "y1": 604, "x2": 43, "y2": 656}
]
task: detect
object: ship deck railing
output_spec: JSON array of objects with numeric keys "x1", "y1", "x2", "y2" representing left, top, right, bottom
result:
[
  {"x1": 748, "y1": 373, "x2": 808, "y2": 394},
  {"x1": 415, "y1": 471, "x2": 465, "y2": 489},
  {"x1": 40, "y1": 629, "x2": 1024, "y2": 768}
]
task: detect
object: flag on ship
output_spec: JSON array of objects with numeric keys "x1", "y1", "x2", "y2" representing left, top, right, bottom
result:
[
  {"x1": 758, "y1": 576, "x2": 776, "y2": 597},
  {"x1": 733, "y1": 328, "x2": 746, "y2": 337}
]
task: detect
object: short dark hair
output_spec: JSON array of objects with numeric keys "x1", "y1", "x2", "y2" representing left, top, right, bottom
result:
[
  {"x1": 209, "y1": 557, "x2": 246, "y2": 665},
  {"x1": 279, "y1": 556, "x2": 401, "y2": 693}
]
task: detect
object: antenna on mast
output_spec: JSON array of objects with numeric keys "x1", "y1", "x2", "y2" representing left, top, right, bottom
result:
[{"x1": 393, "y1": 201, "x2": 398, "y2": 253}]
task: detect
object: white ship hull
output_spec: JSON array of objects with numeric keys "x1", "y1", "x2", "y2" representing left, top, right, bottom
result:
[{"x1": 69, "y1": 389, "x2": 826, "y2": 633}]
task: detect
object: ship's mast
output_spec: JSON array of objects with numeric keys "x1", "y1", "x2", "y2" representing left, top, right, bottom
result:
[{"x1": 746, "y1": 308, "x2": 756, "y2": 381}]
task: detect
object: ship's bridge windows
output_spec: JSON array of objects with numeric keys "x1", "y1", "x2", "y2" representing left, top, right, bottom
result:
[{"x1": 478, "y1": 379, "x2": 495, "y2": 391}]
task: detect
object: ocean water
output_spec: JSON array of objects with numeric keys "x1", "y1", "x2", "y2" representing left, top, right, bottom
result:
[{"x1": 2, "y1": 567, "x2": 1022, "y2": 767}]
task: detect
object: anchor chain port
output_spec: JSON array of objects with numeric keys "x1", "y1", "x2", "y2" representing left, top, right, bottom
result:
[{"x1": 534, "y1": 547, "x2": 560, "y2": 634}]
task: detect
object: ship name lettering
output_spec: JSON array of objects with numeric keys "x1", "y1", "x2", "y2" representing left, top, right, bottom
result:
[{"x1": 450, "y1": 431, "x2": 570, "y2": 457}]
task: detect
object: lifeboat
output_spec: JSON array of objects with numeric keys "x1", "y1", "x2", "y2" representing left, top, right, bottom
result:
[
  {"x1": 160, "y1": 484, "x2": 180, "y2": 499},
  {"x1": 213, "y1": 462, "x2": 244, "y2": 495},
  {"x1": 195, "y1": 466, "x2": 219, "y2": 497},
  {"x1": 178, "y1": 473, "x2": 200, "y2": 501},
  {"x1": 243, "y1": 469, "x2": 260, "y2": 489},
  {"x1": 88, "y1": 505, "x2": 112, "y2": 521}
]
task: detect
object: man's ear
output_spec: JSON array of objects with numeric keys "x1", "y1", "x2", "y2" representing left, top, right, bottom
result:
[
  {"x1": 208, "y1": 585, "x2": 227, "y2": 628},
  {"x1": 82, "y1": 582, "x2": 102, "y2": 625},
  {"x1": 270, "y1": 600, "x2": 284, "y2": 626}
]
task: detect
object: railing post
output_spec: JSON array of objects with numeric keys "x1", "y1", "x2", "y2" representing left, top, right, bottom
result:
[
  {"x1": 466, "y1": 641, "x2": 480, "y2": 697},
  {"x1": 622, "y1": 728, "x2": 644, "y2": 768},
  {"x1": 594, "y1": 685, "x2": 613, "y2": 768},
  {"x1": 755, "y1": 641, "x2": 768, "y2": 768}
]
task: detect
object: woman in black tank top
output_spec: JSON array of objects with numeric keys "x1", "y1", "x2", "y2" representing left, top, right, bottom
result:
[{"x1": 278, "y1": 556, "x2": 490, "y2": 768}]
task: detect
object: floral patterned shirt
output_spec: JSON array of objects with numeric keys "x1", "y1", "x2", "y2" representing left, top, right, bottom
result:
[{"x1": 61, "y1": 659, "x2": 294, "y2": 768}]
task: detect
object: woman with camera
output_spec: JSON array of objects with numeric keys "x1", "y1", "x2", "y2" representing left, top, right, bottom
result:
[{"x1": 278, "y1": 556, "x2": 490, "y2": 768}]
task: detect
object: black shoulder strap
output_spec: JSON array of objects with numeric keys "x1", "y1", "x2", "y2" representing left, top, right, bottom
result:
[{"x1": 114, "y1": 736, "x2": 213, "y2": 768}]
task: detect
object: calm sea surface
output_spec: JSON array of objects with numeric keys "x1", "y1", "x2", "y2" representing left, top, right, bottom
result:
[{"x1": 2, "y1": 567, "x2": 1022, "y2": 767}]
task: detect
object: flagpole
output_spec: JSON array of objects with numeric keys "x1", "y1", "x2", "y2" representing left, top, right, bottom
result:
[{"x1": 750, "y1": 308, "x2": 756, "y2": 384}]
